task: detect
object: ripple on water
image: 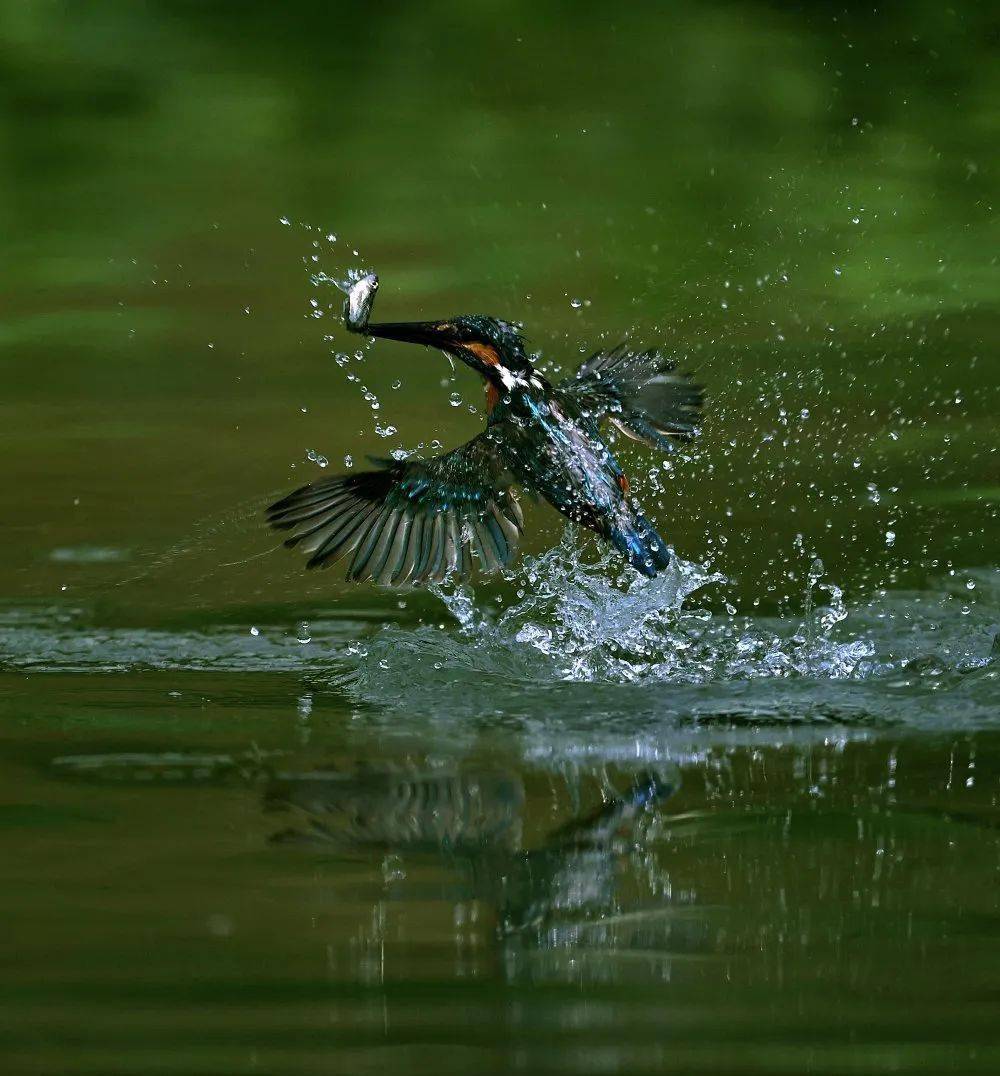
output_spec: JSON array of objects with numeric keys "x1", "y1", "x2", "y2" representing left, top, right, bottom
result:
[{"x1": 2, "y1": 535, "x2": 997, "y2": 737}]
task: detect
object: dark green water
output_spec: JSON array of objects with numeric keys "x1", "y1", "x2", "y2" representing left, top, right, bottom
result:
[{"x1": 2, "y1": 2, "x2": 999, "y2": 1073}]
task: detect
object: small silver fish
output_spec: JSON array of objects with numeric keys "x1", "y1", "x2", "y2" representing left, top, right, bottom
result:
[{"x1": 343, "y1": 272, "x2": 379, "y2": 331}]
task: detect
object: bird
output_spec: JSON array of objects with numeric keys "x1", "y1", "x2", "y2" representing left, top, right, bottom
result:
[{"x1": 266, "y1": 276, "x2": 703, "y2": 587}]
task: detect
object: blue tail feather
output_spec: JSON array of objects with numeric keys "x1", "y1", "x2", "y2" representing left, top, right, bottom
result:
[{"x1": 608, "y1": 512, "x2": 671, "y2": 578}]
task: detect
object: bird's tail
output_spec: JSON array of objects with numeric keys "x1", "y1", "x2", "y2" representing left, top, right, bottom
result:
[{"x1": 606, "y1": 510, "x2": 671, "y2": 578}]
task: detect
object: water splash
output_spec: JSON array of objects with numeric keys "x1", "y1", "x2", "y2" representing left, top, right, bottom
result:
[
  {"x1": 301, "y1": 230, "x2": 400, "y2": 446},
  {"x1": 345, "y1": 529, "x2": 886, "y2": 711},
  {"x1": 432, "y1": 531, "x2": 724, "y2": 683}
]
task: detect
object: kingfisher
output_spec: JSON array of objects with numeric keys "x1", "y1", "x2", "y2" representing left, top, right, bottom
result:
[{"x1": 267, "y1": 274, "x2": 703, "y2": 586}]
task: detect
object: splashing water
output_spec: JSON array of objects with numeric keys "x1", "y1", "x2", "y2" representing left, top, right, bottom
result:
[
  {"x1": 347, "y1": 529, "x2": 883, "y2": 697},
  {"x1": 438, "y1": 531, "x2": 724, "y2": 683},
  {"x1": 5, "y1": 535, "x2": 995, "y2": 739},
  {"x1": 302, "y1": 231, "x2": 401, "y2": 444}
]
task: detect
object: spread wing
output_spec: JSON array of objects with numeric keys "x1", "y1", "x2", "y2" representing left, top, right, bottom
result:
[
  {"x1": 557, "y1": 344, "x2": 703, "y2": 451},
  {"x1": 266, "y1": 433, "x2": 523, "y2": 586}
]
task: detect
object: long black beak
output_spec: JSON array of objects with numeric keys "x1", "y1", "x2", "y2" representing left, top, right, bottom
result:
[{"x1": 361, "y1": 320, "x2": 454, "y2": 348}]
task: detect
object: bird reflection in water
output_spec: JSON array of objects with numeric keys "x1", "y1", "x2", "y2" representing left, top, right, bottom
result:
[{"x1": 264, "y1": 763, "x2": 678, "y2": 953}]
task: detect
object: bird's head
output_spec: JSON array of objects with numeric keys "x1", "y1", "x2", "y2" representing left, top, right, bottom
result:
[{"x1": 364, "y1": 313, "x2": 534, "y2": 388}]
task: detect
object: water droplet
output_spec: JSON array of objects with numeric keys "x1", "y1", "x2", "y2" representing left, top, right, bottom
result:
[
  {"x1": 382, "y1": 854, "x2": 406, "y2": 884},
  {"x1": 249, "y1": 626, "x2": 260, "y2": 637},
  {"x1": 296, "y1": 622, "x2": 311, "y2": 644},
  {"x1": 344, "y1": 454, "x2": 354, "y2": 468},
  {"x1": 449, "y1": 392, "x2": 463, "y2": 407},
  {"x1": 885, "y1": 530, "x2": 896, "y2": 547},
  {"x1": 570, "y1": 298, "x2": 584, "y2": 309}
]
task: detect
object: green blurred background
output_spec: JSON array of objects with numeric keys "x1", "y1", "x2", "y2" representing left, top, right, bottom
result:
[{"x1": 2, "y1": 0, "x2": 997, "y2": 617}]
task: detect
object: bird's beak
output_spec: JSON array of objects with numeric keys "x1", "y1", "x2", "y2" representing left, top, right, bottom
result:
[{"x1": 363, "y1": 320, "x2": 456, "y2": 349}]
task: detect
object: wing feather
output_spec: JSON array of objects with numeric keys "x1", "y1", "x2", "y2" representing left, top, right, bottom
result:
[
  {"x1": 392, "y1": 512, "x2": 425, "y2": 586},
  {"x1": 268, "y1": 432, "x2": 523, "y2": 587},
  {"x1": 557, "y1": 345, "x2": 703, "y2": 451},
  {"x1": 376, "y1": 512, "x2": 414, "y2": 586},
  {"x1": 347, "y1": 505, "x2": 393, "y2": 581}
]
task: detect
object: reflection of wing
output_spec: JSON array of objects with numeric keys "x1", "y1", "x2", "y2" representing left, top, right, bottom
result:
[
  {"x1": 557, "y1": 345, "x2": 703, "y2": 451},
  {"x1": 265, "y1": 769, "x2": 524, "y2": 851},
  {"x1": 267, "y1": 433, "x2": 523, "y2": 585}
]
